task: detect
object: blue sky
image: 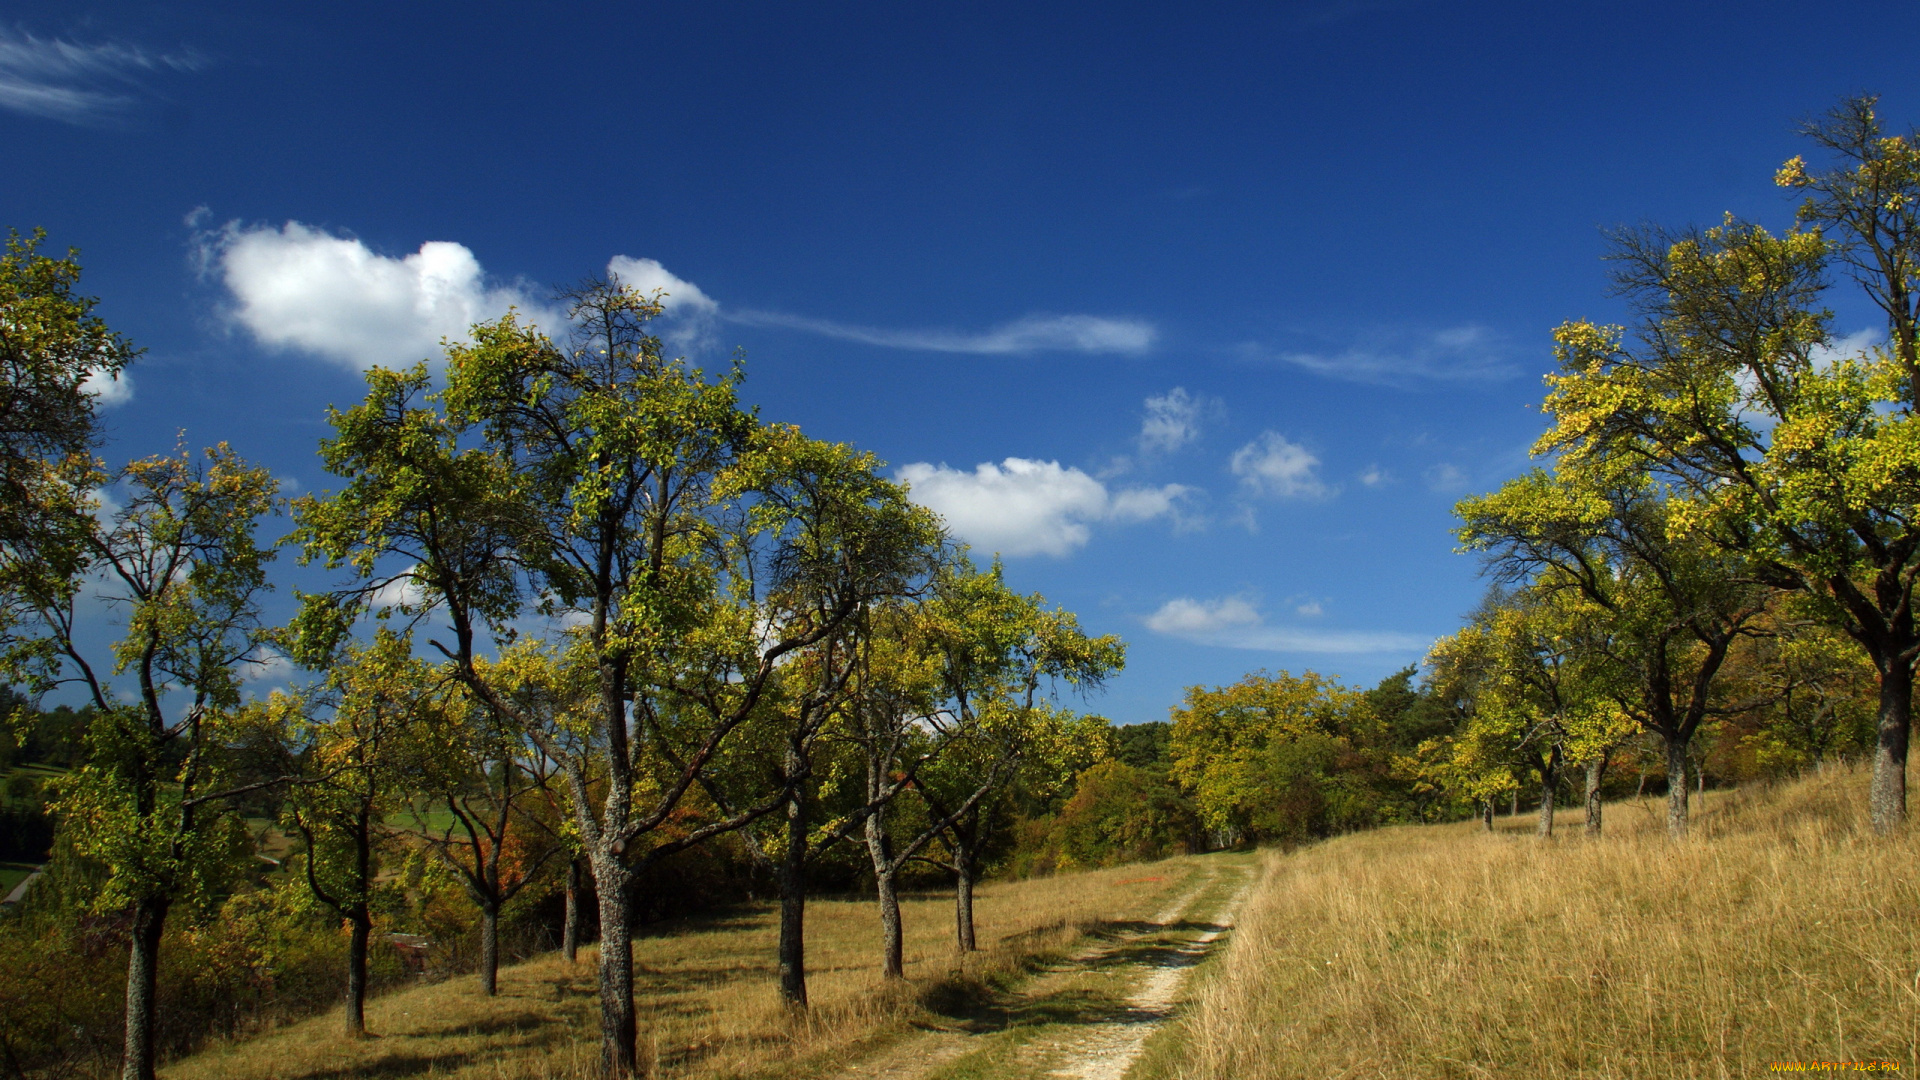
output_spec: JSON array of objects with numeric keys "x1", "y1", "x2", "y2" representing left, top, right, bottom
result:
[{"x1": 8, "y1": 0, "x2": 1915, "y2": 723}]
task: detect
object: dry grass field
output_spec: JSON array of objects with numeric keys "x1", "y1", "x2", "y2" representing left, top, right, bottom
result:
[
  {"x1": 1173, "y1": 765, "x2": 1920, "y2": 1079},
  {"x1": 163, "y1": 859, "x2": 1207, "y2": 1080}
]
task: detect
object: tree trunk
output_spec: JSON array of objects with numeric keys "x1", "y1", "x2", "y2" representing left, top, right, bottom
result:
[
  {"x1": 863, "y1": 808, "x2": 905, "y2": 979},
  {"x1": 875, "y1": 869, "x2": 904, "y2": 978},
  {"x1": 954, "y1": 848, "x2": 977, "y2": 954},
  {"x1": 563, "y1": 856, "x2": 584, "y2": 963},
  {"x1": 1584, "y1": 756, "x2": 1606, "y2": 837},
  {"x1": 120, "y1": 894, "x2": 169, "y2": 1080},
  {"x1": 1536, "y1": 766, "x2": 1556, "y2": 838},
  {"x1": 1871, "y1": 660, "x2": 1911, "y2": 835},
  {"x1": 479, "y1": 903, "x2": 500, "y2": 997},
  {"x1": 592, "y1": 856, "x2": 636, "y2": 1078},
  {"x1": 1482, "y1": 799, "x2": 1494, "y2": 831},
  {"x1": 1509, "y1": 789, "x2": 1519, "y2": 817},
  {"x1": 775, "y1": 741, "x2": 811, "y2": 1010},
  {"x1": 1665, "y1": 735, "x2": 1689, "y2": 838},
  {"x1": 777, "y1": 774, "x2": 809, "y2": 1008},
  {"x1": 345, "y1": 907, "x2": 371, "y2": 1037}
]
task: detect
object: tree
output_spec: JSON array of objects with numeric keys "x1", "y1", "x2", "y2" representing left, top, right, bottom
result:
[
  {"x1": 1169, "y1": 670, "x2": 1372, "y2": 846},
  {"x1": 1422, "y1": 590, "x2": 1631, "y2": 837},
  {"x1": 279, "y1": 629, "x2": 424, "y2": 1036},
  {"x1": 0, "y1": 229, "x2": 136, "y2": 704},
  {"x1": 10, "y1": 446, "x2": 281, "y2": 1080},
  {"x1": 404, "y1": 666, "x2": 561, "y2": 998},
  {"x1": 1457, "y1": 466, "x2": 1766, "y2": 837},
  {"x1": 1534, "y1": 97, "x2": 1920, "y2": 831},
  {"x1": 913, "y1": 561, "x2": 1122, "y2": 956},
  {"x1": 296, "y1": 282, "x2": 936, "y2": 1074}
]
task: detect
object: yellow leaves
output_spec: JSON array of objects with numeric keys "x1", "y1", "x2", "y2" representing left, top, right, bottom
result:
[{"x1": 1776, "y1": 155, "x2": 1809, "y2": 188}]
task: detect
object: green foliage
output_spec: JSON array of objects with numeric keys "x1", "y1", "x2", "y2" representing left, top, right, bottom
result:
[{"x1": 1014, "y1": 760, "x2": 1197, "y2": 874}]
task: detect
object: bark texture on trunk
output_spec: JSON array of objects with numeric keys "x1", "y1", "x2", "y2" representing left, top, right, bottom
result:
[
  {"x1": 777, "y1": 767, "x2": 809, "y2": 1008},
  {"x1": 563, "y1": 857, "x2": 584, "y2": 963},
  {"x1": 593, "y1": 860, "x2": 636, "y2": 1078},
  {"x1": 953, "y1": 851, "x2": 976, "y2": 954},
  {"x1": 120, "y1": 895, "x2": 169, "y2": 1080},
  {"x1": 479, "y1": 904, "x2": 500, "y2": 997},
  {"x1": 864, "y1": 811, "x2": 904, "y2": 979},
  {"x1": 1482, "y1": 800, "x2": 1494, "y2": 832},
  {"x1": 1871, "y1": 660, "x2": 1912, "y2": 835},
  {"x1": 1665, "y1": 736, "x2": 1690, "y2": 838},
  {"x1": 1536, "y1": 772, "x2": 1556, "y2": 837},
  {"x1": 1584, "y1": 757, "x2": 1606, "y2": 837},
  {"x1": 1509, "y1": 789, "x2": 1519, "y2": 818},
  {"x1": 345, "y1": 909, "x2": 371, "y2": 1037}
]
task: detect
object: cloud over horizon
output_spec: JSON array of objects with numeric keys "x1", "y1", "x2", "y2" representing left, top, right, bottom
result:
[
  {"x1": 1145, "y1": 594, "x2": 1429, "y2": 655},
  {"x1": 896, "y1": 457, "x2": 1195, "y2": 557}
]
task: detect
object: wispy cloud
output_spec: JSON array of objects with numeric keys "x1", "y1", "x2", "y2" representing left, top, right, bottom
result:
[
  {"x1": 1139, "y1": 387, "x2": 1219, "y2": 453},
  {"x1": 1231, "y1": 431, "x2": 1328, "y2": 499},
  {"x1": 728, "y1": 309, "x2": 1155, "y2": 356},
  {"x1": 0, "y1": 28, "x2": 202, "y2": 126},
  {"x1": 1145, "y1": 594, "x2": 1428, "y2": 655},
  {"x1": 1245, "y1": 324, "x2": 1518, "y2": 386},
  {"x1": 896, "y1": 457, "x2": 1196, "y2": 557}
]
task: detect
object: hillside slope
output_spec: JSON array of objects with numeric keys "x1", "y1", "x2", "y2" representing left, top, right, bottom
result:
[{"x1": 1175, "y1": 767, "x2": 1918, "y2": 1079}]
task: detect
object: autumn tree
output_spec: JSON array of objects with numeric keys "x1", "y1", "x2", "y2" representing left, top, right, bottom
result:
[
  {"x1": 913, "y1": 562, "x2": 1122, "y2": 955},
  {"x1": 1457, "y1": 463, "x2": 1766, "y2": 837},
  {"x1": 1170, "y1": 670, "x2": 1374, "y2": 846},
  {"x1": 279, "y1": 629, "x2": 426, "y2": 1036},
  {"x1": 1533, "y1": 97, "x2": 1920, "y2": 831},
  {"x1": 4, "y1": 446, "x2": 281, "y2": 1080},
  {"x1": 296, "y1": 281, "x2": 935, "y2": 1074},
  {"x1": 1422, "y1": 590, "x2": 1631, "y2": 837}
]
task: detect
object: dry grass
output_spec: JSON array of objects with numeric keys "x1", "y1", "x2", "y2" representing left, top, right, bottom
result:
[
  {"x1": 163, "y1": 859, "x2": 1204, "y2": 1080},
  {"x1": 1177, "y1": 765, "x2": 1920, "y2": 1079}
]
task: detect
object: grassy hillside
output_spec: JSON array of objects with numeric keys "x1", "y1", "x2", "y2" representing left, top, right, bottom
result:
[
  {"x1": 163, "y1": 857, "x2": 1216, "y2": 1080},
  {"x1": 1175, "y1": 766, "x2": 1918, "y2": 1079}
]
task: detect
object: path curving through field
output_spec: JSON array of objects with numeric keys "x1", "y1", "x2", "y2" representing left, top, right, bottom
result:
[{"x1": 835, "y1": 853, "x2": 1256, "y2": 1080}]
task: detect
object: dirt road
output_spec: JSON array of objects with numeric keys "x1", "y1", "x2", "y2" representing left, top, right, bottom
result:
[{"x1": 835, "y1": 853, "x2": 1256, "y2": 1080}]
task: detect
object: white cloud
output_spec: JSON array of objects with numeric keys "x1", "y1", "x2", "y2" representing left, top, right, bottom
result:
[
  {"x1": 81, "y1": 368, "x2": 132, "y2": 407},
  {"x1": 244, "y1": 647, "x2": 296, "y2": 685},
  {"x1": 1295, "y1": 600, "x2": 1324, "y2": 617},
  {"x1": 1144, "y1": 595, "x2": 1261, "y2": 635},
  {"x1": 1424, "y1": 462, "x2": 1468, "y2": 492},
  {"x1": 895, "y1": 457, "x2": 1194, "y2": 557},
  {"x1": 729, "y1": 309, "x2": 1155, "y2": 356},
  {"x1": 1139, "y1": 387, "x2": 1215, "y2": 453},
  {"x1": 371, "y1": 569, "x2": 428, "y2": 613},
  {"x1": 1358, "y1": 465, "x2": 1389, "y2": 487},
  {"x1": 1250, "y1": 324, "x2": 1516, "y2": 385},
  {"x1": 606, "y1": 255, "x2": 718, "y2": 316},
  {"x1": 203, "y1": 221, "x2": 555, "y2": 371},
  {"x1": 0, "y1": 29, "x2": 202, "y2": 126},
  {"x1": 1231, "y1": 431, "x2": 1327, "y2": 498},
  {"x1": 1145, "y1": 595, "x2": 1428, "y2": 655},
  {"x1": 607, "y1": 255, "x2": 720, "y2": 351},
  {"x1": 1810, "y1": 328, "x2": 1880, "y2": 370}
]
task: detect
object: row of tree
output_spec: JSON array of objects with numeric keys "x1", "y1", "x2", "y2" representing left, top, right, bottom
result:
[
  {"x1": 1409, "y1": 95, "x2": 1920, "y2": 840},
  {"x1": 0, "y1": 257, "x2": 1124, "y2": 1079}
]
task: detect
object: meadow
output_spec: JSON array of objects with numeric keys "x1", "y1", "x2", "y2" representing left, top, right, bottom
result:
[
  {"x1": 1173, "y1": 764, "x2": 1918, "y2": 1079},
  {"x1": 164, "y1": 857, "x2": 1213, "y2": 1080}
]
